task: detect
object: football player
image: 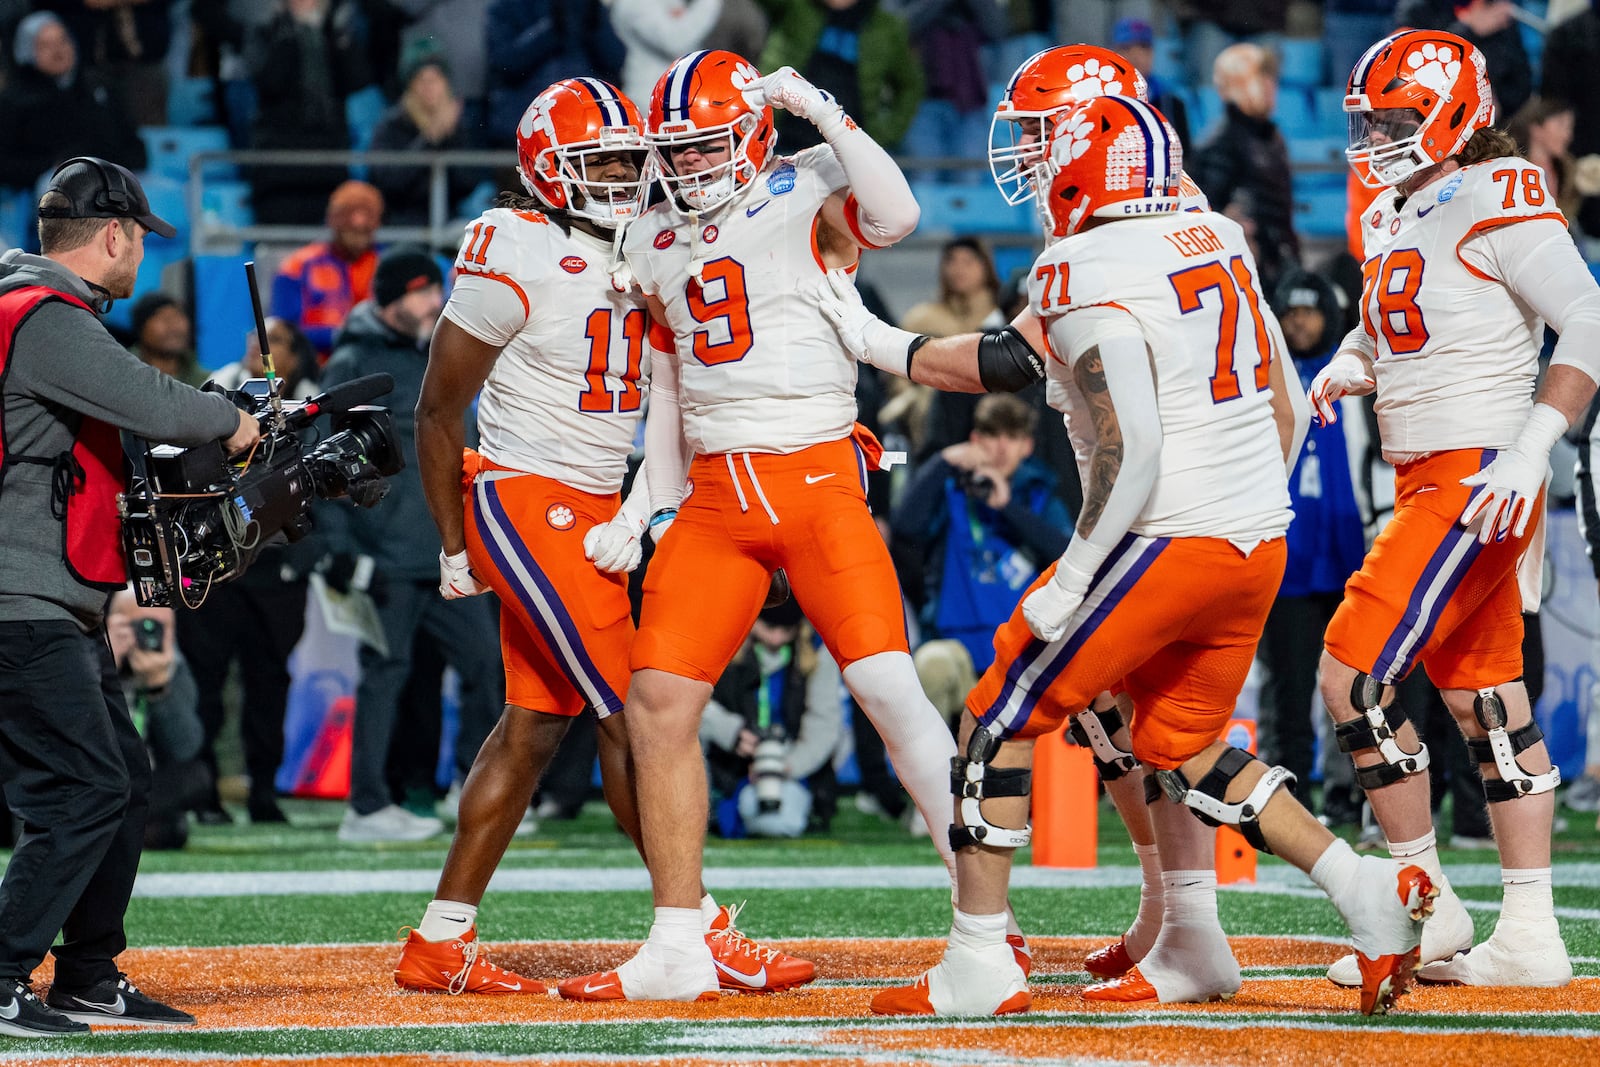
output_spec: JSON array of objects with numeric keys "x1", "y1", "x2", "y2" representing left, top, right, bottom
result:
[
  {"x1": 555, "y1": 49, "x2": 1029, "y2": 1003},
  {"x1": 401, "y1": 77, "x2": 812, "y2": 997},
  {"x1": 837, "y1": 94, "x2": 1443, "y2": 1017},
  {"x1": 1310, "y1": 29, "x2": 1600, "y2": 988}
]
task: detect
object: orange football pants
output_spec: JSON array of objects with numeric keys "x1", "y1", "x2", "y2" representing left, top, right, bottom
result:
[
  {"x1": 1324, "y1": 447, "x2": 1533, "y2": 691},
  {"x1": 965, "y1": 534, "x2": 1285, "y2": 769},
  {"x1": 632, "y1": 433, "x2": 908, "y2": 683},
  {"x1": 463, "y1": 451, "x2": 632, "y2": 716}
]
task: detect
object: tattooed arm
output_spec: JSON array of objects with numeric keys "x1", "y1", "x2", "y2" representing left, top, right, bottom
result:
[{"x1": 1021, "y1": 305, "x2": 1163, "y2": 641}]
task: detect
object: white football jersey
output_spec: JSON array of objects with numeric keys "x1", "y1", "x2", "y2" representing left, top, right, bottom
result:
[
  {"x1": 1357, "y1": 160, "x2": 1557, "y2": 456},
  {"x1": 623, "y1": 145, "x2": 857, "y2": 456},
  {"x1": 1030, "y1": 210, "x2": 1291, "y2": 543},
  {"x1": 443, "y1": 207, "x2": 648, "y2": 494}
]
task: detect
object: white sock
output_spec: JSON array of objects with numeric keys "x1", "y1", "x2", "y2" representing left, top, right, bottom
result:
[
  {"x1": 1308, "y1": 837, "x2": 1362, "y2": 900},
  {"x1": 1499, "y1": 868, "x2": 1554, "y2": 925},
  {"x1": 843, "y1": 653, "x2": 960, "y2": 887},
  {"x1": 949, "y1": 909, "x2": 1007, "y2": 952},
  {"x1": 1160, "y1": 870, "x2": 1219, "y2": 927},
  {"x1": 1125, "y1": 842, "x2": 1164, "y2": 960},
  {"x1": 1388, "y1": 830, "x2": 1443, "y2": 879},
  {"x1": 1138, "y1": 870, "x2": 1236, "y2": 1000},
  {"x1": 649, "y1": 907, "x2": 705, "y2": 950},
  {"x1": 418, "y1": 899, "x2": 478, "y2": 941},
  {"x1": 699, "y1": 893, "x2": 720, "y2": 931}
]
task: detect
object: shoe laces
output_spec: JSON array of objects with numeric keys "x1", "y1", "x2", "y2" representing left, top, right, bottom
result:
[
  {"x1": 6, "y1": 980, "x2": 38, "y2": 1003},
  {"x1": 708, "y1": 901, "x2": 781, "y2": 965},
  {"x1": 446, "y1": 938, "x2": 517, "y2": 994}
]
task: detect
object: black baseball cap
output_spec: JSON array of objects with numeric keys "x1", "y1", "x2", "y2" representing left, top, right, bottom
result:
[{"x1": 37, "y1": 157, "x2": 176, "y2": 239}]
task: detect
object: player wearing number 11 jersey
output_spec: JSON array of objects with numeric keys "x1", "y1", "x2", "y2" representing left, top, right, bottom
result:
[{"x1": 1310, "y1": 29, "x2": 1600, "y2": 990}]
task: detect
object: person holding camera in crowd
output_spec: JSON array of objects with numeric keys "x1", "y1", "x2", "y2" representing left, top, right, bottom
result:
[
  {"x1": 891, "y1": 393, "x2": 1071, "y2": 695},
  {"x1": 701, "y1": 600, "x2": 845, "y2": 839},
  {"x1": 0, "y1": 157, "x2": 258, "y2": 1036},
  {"x1": 105, "y1": 588, "x2": 209, "y2": 852}
]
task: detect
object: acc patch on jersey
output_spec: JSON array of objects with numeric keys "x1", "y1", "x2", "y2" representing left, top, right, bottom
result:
[
  {"x1": 559, "y1": 255, "x2": 587, "y2": 274},
  {"x1": 767, "y1": 162, "x2": 797, "y2": 196},
  {"x1": 653, "y1": 229, "x2": 676, "y2": 250},
  {"x1": 546, "y1": 504, "x2": 576, "y2": 531}
]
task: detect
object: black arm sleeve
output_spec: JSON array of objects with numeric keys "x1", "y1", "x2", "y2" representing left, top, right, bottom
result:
[{"x1": 975, "y1": 325, "x2": 1045, "y2": 393}]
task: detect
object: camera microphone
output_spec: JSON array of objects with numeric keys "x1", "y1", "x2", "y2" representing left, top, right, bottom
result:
[{"x1": 283, "y1": 374, "x2": 396, "y2": 429}]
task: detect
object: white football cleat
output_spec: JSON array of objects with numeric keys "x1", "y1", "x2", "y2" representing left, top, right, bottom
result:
[
  {"x1": 871, "y1": 942, "x2": 1029, "y2": 1016},
  {"x1": 1330, "y1": 857, "x2": 1436, "y2": 1015},
  {"x1": 1327, "y1": 869, "x2": 1472, "y2": 988},
  {"x1": 1416, "y1": 917, "x2": 1572, "y2": 987}
]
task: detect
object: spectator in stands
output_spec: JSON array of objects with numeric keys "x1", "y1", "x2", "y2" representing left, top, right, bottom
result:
[
  {"x1": 270, "y1": 180, "x2": 384, "y2": 361},
  {"x1": 612, "y1": 0, "x2": 726, "y2": 106},
  {"x1": 128, "y1": 294, "x2": 208, "y2": 388},
  {"x1": 209, "y1": 316, "x2": 319, "y2": 398},
  {"x1": 1190, "y1": 42, "x2": 1299, "y2": 292},
  {"x1": 368, "y1": 46, "x2": 484, "y2": 225},
  {"x1": 1257, "y1": 268, "x2": 1365, "y2": 821},
  {"x1": 1449, "y1": 0, "x2": 1531, "y2": 121},
  {"x1": 106, "y1": 589, "x2": 209, "y2": 852},
  {"x1": 246, "y1": 0, "x2": 374, "y2": 226},
  {"x1": 1542, "y1": 0, "x2": 1600, "y2": 237},
  {"x1": 758, "y1": 0, "x2": 923, "y2": 152},
  {"x1": 890, "y1": 393, "x2": 1070, "y2": 676},
  {"x1": 702, "y1": 600, "x2": 845, "y2": 838},
  {"x1": 899, "y1": 0, "x2": 1009, "y2": 182},
  {"x1": 485, "y1": 0, "x2": 625, "y2": 142},
  {"x1": 192, "y1": 0, "x2": 275, "y2": 147},
  {"x1": 1324, "y1": 0, "x2": 1400, "y2": 91},
  {"x1": 1177, "y1": 0, "x2": 1288, "y2": 88},
  {"x1": 1508, "y1": 96, "x2": 1583, "y2": 225},
  {"x1": 319, "y1": 247, "x2": 502, "y2": 843},
  {"x1": 393, "y1": 0, "x2": 492, "y2": 134},
  {"x1": 1112, "y1": 17, "x2": 1191, "y2": 150},
  {"x1": 43, "y1": 0, "x2": 173, "y2": 128},
  {"x1": 0, "y1": 12, "x2": 147, "y2": 194}
]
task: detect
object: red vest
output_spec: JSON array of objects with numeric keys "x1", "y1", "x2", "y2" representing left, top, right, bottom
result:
[{"x1": 0, "y1": 284, "x2": 128, "y2": 589}]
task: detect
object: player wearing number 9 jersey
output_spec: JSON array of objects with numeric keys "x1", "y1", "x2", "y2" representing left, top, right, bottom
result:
[
  {"x1": 556, "y1": 50, "x2": 1024, "y2": 1006},
  {"x1": 1309, "y1": 29, "x2": 1600, "y2": 991},
  {"x1": 405, "y1": 77, "x2": 813, "y2": 1000}
]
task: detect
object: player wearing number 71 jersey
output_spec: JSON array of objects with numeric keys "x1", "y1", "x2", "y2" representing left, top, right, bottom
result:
[
  {"x1": 405, "y1": 77, "x2": 812, "y2": 998},
  {"x1": 1309, "y1": 29, "x2": 1600, "y2": 990}
]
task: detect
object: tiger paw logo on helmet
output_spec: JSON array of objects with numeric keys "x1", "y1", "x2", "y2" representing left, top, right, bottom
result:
[
  {"x1": 1405, "y1": 42, "x2": 1460, "y2": 95},
  {"x1": 1053, "y1": 113, "x2": 1096, "y2": 165},
  {"x1": 1066, "y1": 58, "x2": 1127, "y2": 101}
]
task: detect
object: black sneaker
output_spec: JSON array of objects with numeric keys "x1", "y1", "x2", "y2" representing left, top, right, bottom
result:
[
  {"x1": 45, "y1": 973, "x2": 195, "y2": 1027},
  {"x1": 0, "y1": 978, "x2": 89, "y2": 1037}
]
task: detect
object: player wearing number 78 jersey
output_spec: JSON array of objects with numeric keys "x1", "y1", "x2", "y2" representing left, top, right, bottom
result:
[{"x1": 1309, "y1": 29, "x2": 1600, "y2": 990}]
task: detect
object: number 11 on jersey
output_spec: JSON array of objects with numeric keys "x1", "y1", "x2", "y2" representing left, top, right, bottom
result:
[{"x1": 579, "y1": 308, "x2": 645, "y2": 413}]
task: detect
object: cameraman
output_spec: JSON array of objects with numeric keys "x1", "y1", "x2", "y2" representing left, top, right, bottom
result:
[
  {"x1": 890, "y1": 393, "x2": 1071, "y2": 676},
  {"x1": 0, "y1": 157, "x2": 257, "y2": 1036},
  {"x1": 701, "y1": 601, "x2": 845, "y2": 839}
]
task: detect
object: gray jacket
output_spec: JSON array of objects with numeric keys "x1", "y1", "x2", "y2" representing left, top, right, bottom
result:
[{"x1": 0, "y1": 251, "x2": 241, "y2": 630}]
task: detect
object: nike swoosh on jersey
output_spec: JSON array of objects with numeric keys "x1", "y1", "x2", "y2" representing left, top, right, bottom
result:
[
  {"x1": 713, "y1": 959, "x2": 767, "y2": 987},
  {"x1": 746, "y1": 201, "x2": 769, "y2": 217},
  {"x1": 804, "y1": 473, "x2": 836, "y2": 484},
  {"x1": 1417, "y1": 203, "x2": 1435, "y2": 217},
  {"x1": 0, "y1": 999, "x2": 19, "y2": 1020},
  {"x1": 73, "y1": 994, "x2": 126, "y2": 1016}
]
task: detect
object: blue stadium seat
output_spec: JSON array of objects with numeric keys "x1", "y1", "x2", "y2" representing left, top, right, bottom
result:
[
  {"x1": 139, "y1": 175, "x2": 191, "y2": 245},
  {"x1": 1287, "y1": 136, "x2": 1347, "y2": 166},
  {"x1": 1295, "y1": 183, "x2": 1349, "y2": 239},
  {"x1": 139, "y1": 125, "x2": 232, "y2": 183},
  {"x1": 0, "y1": 187, "x2": 32, "y2": 252},
  {"x1": 1315, "y1": 86, "x2": 1350, "y2": 127},
  {"x1": 1153, "y1": 35, "x2": 1186, "y2": 83},
  {"x1": 202, "y1": 180, "x2": 254, "y2": 229},
  {"x1": 347, "y1": 85, "x2": 388, "y2": 152},
  {"x1": 194, "y1": 253, "x2": 256, "y2": 370},
  {"x1": 1278, "y1": 38, "x2": 1326, "y2": 88},
  {"x1": 1191, "y1": 87, "x2": 1224, "y2": 136},
  {"x1": 1273, "y1": 88, "x2": 1319, "y2": 138},
  {"x1": 910, "y1": 180, "x2": 1031, "y2": 235},
  {"x1": 168, "y1": 77, "x2": 217, "y2": 127}
]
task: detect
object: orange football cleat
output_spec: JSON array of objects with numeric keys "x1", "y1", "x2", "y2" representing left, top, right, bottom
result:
[
  {"x1": 1083, "y1": 937, "x2": 1135, "y2": 979},
  {"x1": 557, "y1": 968, "x2": 719, "y2": 1002},
  {"x1": 706, "y1": 904, "x2": 816, "y2": 993},
  {"x1": 1355, "y1": 865, "x2": 1437, "y2": 1016},
  {"x1": 1082, "y1": 965, "x2": 1159, "y2": 1003},
  {"x1": 1007, "y1": 932, "x2": 1033, "y2": 977},
  {"x1": 393, "y1": 927, "x2": 544, "y2": 995}
]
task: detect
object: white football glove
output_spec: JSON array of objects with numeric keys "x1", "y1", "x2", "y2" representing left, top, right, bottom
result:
[
  {"x1": 583, "y1": 517, "x2": 644, "y2": 573},
  {"x1": 817, "y1": 269, "x2": 920, "y2": 378},
  {"x1": 1307, "y1": 351, "x2": 1375, "y2": 426},
  {"x1": 1458, "y1": 404, "x2": 1566, "y2": 544},
  {"x1": 1021, "y1": 557, "x2": 1096, "y2": 643},
  {"x1": 746, "y1": 66, "x2": 847, "y2": 139},
  {"x1": 439, "y1": 549, "x2": 487, "y2": 599}
]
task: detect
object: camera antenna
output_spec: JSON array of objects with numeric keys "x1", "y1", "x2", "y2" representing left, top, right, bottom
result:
[{"x1": 244, "y1": 261, "x2": 283, "y2": 427}]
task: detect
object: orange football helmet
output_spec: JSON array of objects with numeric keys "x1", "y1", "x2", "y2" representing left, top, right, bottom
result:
[
  {"x1": 647, "y1": 49, "x2": 775, "y2": 212},
  {"x1": 517, "y1": 78, "x2": 647, "y2": 225},
  {"x1": 1034, "y1": 95, "x2": 1181, "y2": 241},
  {"x1": 1344, "y1": 29, "x2": 1493, "y2": 189},
  {"x1": 990, "y1": 45, "x2": 1150, "y2": 206}
]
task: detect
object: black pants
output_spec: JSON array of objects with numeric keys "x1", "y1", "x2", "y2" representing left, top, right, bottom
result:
[
  {"x1": 176, "y1": 577, "x2": 307, "y2": 802},
  {"x1": 0, "y1": 620, "x2": 150, "y2": 986},
  {"x1": 1255, "y1": 592, "x2": 1343, "y2": 789}
]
